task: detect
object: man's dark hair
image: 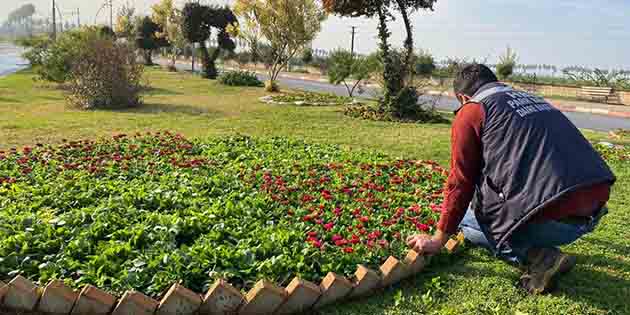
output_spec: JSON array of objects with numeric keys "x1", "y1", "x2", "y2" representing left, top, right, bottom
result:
[{"x1": 453, "y1": 64, "x2": 498, "y2": 97}]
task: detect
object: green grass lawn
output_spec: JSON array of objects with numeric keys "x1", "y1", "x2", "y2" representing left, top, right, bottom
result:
[{"x1": 1, "y1": 68, "x2": 628, "y2": 315}]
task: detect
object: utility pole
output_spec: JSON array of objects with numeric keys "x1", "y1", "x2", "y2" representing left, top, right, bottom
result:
[
  {"x1": 77, "y1": 8, "x2": 80, "y2": 27},
  {"x1": 350, "y1": 26, "x2": 357, "y2": 57},
  {"x1": 109, "y1": 0, "x2": 113, "y2": 30},
  {"x1": 52, "y1": 0, "x2": 57, "y2": 39}
]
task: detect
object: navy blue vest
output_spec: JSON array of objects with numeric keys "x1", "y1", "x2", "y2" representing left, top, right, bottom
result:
[{"x1": 462, "y1": 83, "x2": 616, "y2": 252}]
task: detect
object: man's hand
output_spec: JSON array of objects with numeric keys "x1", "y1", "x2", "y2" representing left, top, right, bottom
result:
[{"x1": 406, "y1": 230, "x2": 450, "y2": 255}]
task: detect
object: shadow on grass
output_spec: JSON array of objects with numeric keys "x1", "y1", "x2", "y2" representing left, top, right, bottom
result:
[
  {"x1": 113, "y1": 102, "x2": 221, "y2": 116},
  {"x1": 559, "y1": 252, "x2": 630, "y2": 313},
  {"x1": 0, "y1": 96, "x2": 21, "y2": 103},
  {"x1": 142, "y1": 86, "x2": 184, "y2": 96}
]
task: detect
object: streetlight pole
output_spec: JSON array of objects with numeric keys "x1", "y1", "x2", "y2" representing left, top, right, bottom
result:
[
  {"x1": 52, "y1": 0, "x2": 57, "y2": 39},
  {"x1": 109, "y1": 0, "x2": 113, "y2": 30},
  {"x1": 350, "y1": 26, "x2": 357, "y2": 57}
]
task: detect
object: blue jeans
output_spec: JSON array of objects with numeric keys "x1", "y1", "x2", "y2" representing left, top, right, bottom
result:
[{"x1": 459, "y1": 206, "x2": 608, "y2": 265}]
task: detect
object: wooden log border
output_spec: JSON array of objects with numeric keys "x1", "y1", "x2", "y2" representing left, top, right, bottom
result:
[{"x1": 0, "y1": 236, "x2": 465, "y2": 315}]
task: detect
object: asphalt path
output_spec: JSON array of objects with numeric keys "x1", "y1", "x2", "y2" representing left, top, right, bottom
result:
[{"x1": 173, "y1": 62, "x2": 630, "y2": 132}]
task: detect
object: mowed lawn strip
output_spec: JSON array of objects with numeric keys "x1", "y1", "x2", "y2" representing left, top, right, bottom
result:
[
  {"x1": 0, "y1": 68, "x2": 451, "y2": 165},
  {"x1": 1, "y1": 68, "x2": 629, "y2": 315}
]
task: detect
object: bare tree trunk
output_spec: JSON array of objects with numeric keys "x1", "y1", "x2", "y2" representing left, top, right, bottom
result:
[{"x1": 396, "y1": 0, "x2": 414, "y2": 79}]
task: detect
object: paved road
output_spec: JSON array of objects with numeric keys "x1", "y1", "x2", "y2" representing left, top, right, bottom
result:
[{"x1": 173, "y1": 62, "x2": 630, "y2": 132}]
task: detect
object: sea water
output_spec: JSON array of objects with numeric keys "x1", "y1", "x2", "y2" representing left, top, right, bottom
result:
[{"x1": 0, "y1": 43, "x2": 27, "y2": 77}]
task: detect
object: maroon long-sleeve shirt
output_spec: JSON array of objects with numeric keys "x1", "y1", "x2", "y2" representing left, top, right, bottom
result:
[{"x1": 437, "y1": 102, "x2": 611, "y2": 235}]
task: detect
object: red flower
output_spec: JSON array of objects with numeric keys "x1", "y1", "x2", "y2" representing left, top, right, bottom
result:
[
  {"x1": 417, "y1": 223, "x2": 430, "y2": 232},
  {"x1": 343, "y1": 247, "x2": 354, "y2": 254},
  {"x1": 430, "y1": 203, "x2": 442, "y2": 213},
  {"x1": 335, "y1": 240, "x2": 349, "y2": 246},
  {"x1": 333, "y1": 207, "x2": 342, "y2": 216},
  {"x1": 301, "y1": 194, "x2": 315, "y2": 203},
  {"x1": 379, "y1": 239, "x2": 389, "y2": 247},
  {"x1": 307, "y1": 231, "x2": 318, "y2": 237},
  {"x1": 312, "y1": 240, "x2": 323, "y2": 248},
  {"x1": 331, "y1": 234, "x2": 343, "y2": 242},
  {"x1": 359, "y1": 216, "x2": 369, "y2": 223},
  {"x1": 323, "y1": 222, "x2": 334, "y2": 231},
  {"x1": 427, "y1": 218, "x2": 435, "y2": 226}
]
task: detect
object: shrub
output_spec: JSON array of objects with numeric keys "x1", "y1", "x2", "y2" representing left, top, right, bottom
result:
[
  {"x1": 496, "y1": 46, "x2": 518, "y2": 80},
  {"x1": 65, "y1": 39, "x2": 144, "y2": 110},
  {"x1": 415, "y1": 50, "x2": 436, "y2": 77},
  {"x1": 21, "y1": 27, "x2": 114, "y2": 83},
  {"x1": 218, "y1": 70, "x2": 263, "y2": 87}
]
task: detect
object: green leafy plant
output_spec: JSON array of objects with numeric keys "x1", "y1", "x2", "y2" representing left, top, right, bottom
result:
[
  {"x1": 218, "y1": 70, "x2": 263, "y2": 87},
  {"x1": 0, "y1": 134, "x2": 446, "y2": 295},
  {"x1": 496, "y1": 46, "x2": 518, "y2": 80},
  {"x1": 262, "y1": 91, "x2": 357, "y2": 106}
]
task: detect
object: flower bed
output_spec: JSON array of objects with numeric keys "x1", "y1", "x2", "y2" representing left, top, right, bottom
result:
[
  {"x1": 595, "y1": 142, "x2": 630, "y2": 162},
  {"x1": 259, "y1": 91, "x2": 362, "y2": 106},
  {"x1": 344, "y1": 104, "x2": 450, "y2": 124},
  {"x1": 0, "y1": 134, "x2": 446, "y2": 297}
]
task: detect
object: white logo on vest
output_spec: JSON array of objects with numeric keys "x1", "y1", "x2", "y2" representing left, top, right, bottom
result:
[{"x1": 506, "y1": 91, "x2": 557, "y2": 118}]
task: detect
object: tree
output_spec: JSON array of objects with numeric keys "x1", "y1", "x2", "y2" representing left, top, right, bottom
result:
[
  {"x1": 328, "y1": 49, "x2": 377, "y2": 97},
  {"x1": 234, "y1": 0, "x2": 327, "y2": 92},
  {"x1": 415, "y1": 49, "x2": 435, "y2": 77},
  {"x1": 151, "y1": 0, "x2": 174, "y2": 34},
  {"x1": 496, "y1": 46, "x2": 518, "y2": 80},
  {"x1": 115, "y1": 3, "x2": 136, "y2": 39},
  {"x1": 150, "y1": 0, "x2": 185, "y2": 70},
  {"x1": 165, "y1": 9, "x2": 187, "y2": 70},
  {"x1": 182, "y1": 3, "x2": 238, "y2": 79},
  {"x1": 301, "y1": 47, "x2": 314, "y2": 65},
  {"x1": 135, "y1": 16, "x2": 168, "y2": 65},
  {"x1": 323, "y1": 0, "x2": 437, "y2": 116},
  {"x1": 6, "y1": 4, "x2": 36, "y2": 37}
]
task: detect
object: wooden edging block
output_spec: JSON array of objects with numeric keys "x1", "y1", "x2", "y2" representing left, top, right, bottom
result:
[
  {"x1": 445, "y1": 232, "x2": 466, "y2": 254},
  {"x1": 313, "y1": 272, "x2": 353, "y2": 309},
  {"x1": 156, "y1": 283, "x2": 202, "y2": 315},
  {"x1": 238, "y1": 280, "x2": 286, "y2": 315},
  {"x1": 0, "y1": 281, "x2": 8, "y2": 304},
  {"x1": 200, "y1": 279, "x2": 244, "y2": 315},
  {"x1": 3, "y1": 275, "x2": 41, "y2": 312},
  {"x1": 403, "y1": 250, "x2": 426, "y2": 276},
  {"x1": 275, "y1": 277, "x2": 321, "y2": 315},
  {"x1": 380, "y1": 256, "x2": 408, "y2": 287},
  {"x1": 37, "y1": 280, "x2": 79, "y2": 314},
  {"x1": 71, "y1": 285, "x2": 117, "y2": 315},
  {"x1": 111, "y1": 290, "x2": 159, "y2": 315},
  {"x1": 349, "y1": 265, "x2": 381, "y2": 298}
]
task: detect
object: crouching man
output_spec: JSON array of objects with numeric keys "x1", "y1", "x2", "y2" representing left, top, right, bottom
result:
[{"x1": 407, "y1": 64, "x2": 615, "y2": 294}]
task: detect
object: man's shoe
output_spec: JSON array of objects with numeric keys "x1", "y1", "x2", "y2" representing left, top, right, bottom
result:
[{"x1": 519, "y1": 248, "x2": 577, "y2": 295}]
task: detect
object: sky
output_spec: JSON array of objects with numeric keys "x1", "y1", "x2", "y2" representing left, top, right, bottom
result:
[{"x1": 3, "y1": 0, "x2": 629, "y2": 69}]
